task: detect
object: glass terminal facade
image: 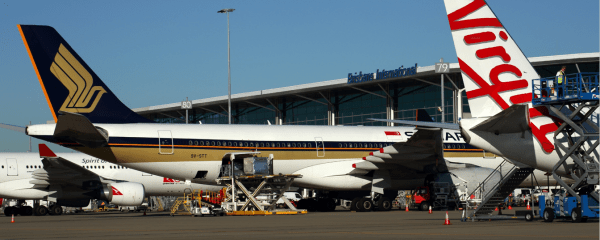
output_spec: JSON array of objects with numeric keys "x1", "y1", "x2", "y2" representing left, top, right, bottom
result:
[{"x1": 141, "y1": 60, "x2": 598, "y2": 126}]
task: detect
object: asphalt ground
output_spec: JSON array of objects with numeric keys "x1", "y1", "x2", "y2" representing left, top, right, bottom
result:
[{"x1": 0, "y1": 207, "x2": 597, "y2": 240}]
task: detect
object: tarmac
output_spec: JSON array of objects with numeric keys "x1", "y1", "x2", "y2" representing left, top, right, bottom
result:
[{"x1": 0, "y1": 207, "x2": 597, "y2": 240}]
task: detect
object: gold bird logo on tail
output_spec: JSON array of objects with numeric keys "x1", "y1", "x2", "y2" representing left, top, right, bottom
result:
[{"x1": 49, "y1": 44, "x2": 106, "y2": 113}]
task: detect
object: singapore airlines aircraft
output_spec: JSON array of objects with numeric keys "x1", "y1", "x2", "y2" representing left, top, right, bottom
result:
[
  {"x1": 16, "y1": 24, "x2": 558, "y2": 211},
  {"x1": 0, "y1": 144, "x2": 221, "y2": 216}
]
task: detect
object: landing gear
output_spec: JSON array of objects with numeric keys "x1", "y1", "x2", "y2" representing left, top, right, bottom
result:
[
  {"x1": 350, "y1": 197, "x2": 361, "y2": 211},
  {"x1": 20, "y1": 206, "x2": 33, "y2": 216},
  {"x1": 3, "y1": 206, "x2": 16, "y2": 216},
  {"x1": 297, "y1": 198, "x2": 336, "y2": 212},
  {"x1": 296, "y1": 199, "x2": 318, "y2": 212},
  {"x1": 34, "y1": 206, "x2": 48, "y2": 216},
  {"x1": 48, "y1": 205, "x2": 63, "y2": 216},
  {"x1": 357, "y1": 198, "x2": 374, "y2": 212},
  {"x1": 317, "y1": 198, "x2": 336, "y2": 212},
  {"x1": 377, "y1": 197, "x2": 392, "y2": 211}
]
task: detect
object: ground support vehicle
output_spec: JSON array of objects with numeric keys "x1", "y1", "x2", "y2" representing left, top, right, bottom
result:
[
  {"x1": 540, "y1": 194, "x2": 599, "y2": 222},
  {"x1": 191, "y1": 204, "x2": 225, "y2": 217},
  {"x1": 413, "y1": 183, "x2": 460, "y2": 211}
]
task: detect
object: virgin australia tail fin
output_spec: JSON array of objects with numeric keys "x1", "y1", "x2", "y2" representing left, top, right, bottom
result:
[
  {"x1": 443, "y1": 1, "x2": 560, "y2": 153},
  {"x1": 18, "y1": 25, "x2": 152, "y2": 124},
  {"x1": 443, "y1": 0, "x2": 539, "y2": 118}
]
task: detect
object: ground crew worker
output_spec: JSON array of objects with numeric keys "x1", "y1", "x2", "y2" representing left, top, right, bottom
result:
[{"x1": 556, "y1": 66, "x2": 566, "y2": 98}]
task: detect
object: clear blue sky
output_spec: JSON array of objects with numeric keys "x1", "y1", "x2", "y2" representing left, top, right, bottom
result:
[{"x1": 0, "y1": 0, "x2": 598, "y2": 152}]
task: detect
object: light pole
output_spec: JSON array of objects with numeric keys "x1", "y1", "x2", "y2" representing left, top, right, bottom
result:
[{"x1": 218, "y1": 8, "x2": 235, "y2": 124}]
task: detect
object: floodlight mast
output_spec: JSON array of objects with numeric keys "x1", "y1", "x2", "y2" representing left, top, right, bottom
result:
[{"x1": 218, "y1": 8, "x2": 235, "y2": 124}]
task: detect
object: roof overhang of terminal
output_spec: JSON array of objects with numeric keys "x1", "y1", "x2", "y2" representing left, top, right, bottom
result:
[{"x1": 133, "y1": 52, "x2": 599, "y2": 123}]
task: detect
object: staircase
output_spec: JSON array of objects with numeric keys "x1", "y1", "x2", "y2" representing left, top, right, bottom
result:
[{"x1": 464, "y1": 159, "x2": 534, "y2": 220}]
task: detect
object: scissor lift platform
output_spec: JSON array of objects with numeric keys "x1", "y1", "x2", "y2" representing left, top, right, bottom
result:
[
  {"x1": 531, "y1": 72, "x2": 599, "y2": 221},
  {"x1": 216, "y1": 174, "x2": 307, "y2": 215}
]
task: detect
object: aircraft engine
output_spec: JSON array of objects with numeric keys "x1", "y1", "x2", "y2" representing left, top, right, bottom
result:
[
  {"x1": 435, "y1": 167, "x2": 500, "y2": 198},
  {"x1": 109, "y1": 182, "x2": 145, "y2": 206}
]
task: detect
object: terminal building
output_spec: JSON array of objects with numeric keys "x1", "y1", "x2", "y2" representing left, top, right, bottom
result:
[{"x1": 133, "y1": 53, "x2": 599, "y2": 126}]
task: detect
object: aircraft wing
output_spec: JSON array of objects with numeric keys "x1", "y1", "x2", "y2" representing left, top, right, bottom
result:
[
  {"x1": 30, "y1": 144, "x2": 103, "y2": 187},
  {"x1": 368, "y1": 118, "x2": 460, "y2": 130},
  {"x1": 361, "y1": 127, "x2": 447, "y2": 173},
  {"x1": 356, "y1": 127, "x2": 448, "y2": 194},
  {"x1": 0, "y1": 123, "x2": 26, "y2": 133}
]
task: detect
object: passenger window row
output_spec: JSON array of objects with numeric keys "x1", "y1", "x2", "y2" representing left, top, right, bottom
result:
[
  {"x1": 25, "y1": 165, "x2": 42, "y2": 169},
  {"x1": 337, "y1": 143, "x2": 390, "y2": 148},
  {"x1": 187, "y1": 140, "x2": 314, "y2": 148},
  {"x1": 186, "y1": 140, "x2": 391, "y2": 149},
  {"x1": 444, "y1": 144, "x2": 467, "y2": 149},
  {"x1": 83, "y1": 165, "x2": 127, "y2": 169}
]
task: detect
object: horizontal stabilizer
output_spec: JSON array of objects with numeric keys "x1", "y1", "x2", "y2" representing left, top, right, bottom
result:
[
  {"x1": 0, "y1": 123, "x2": 26, "y2": 133},
  {"x1": 39, "y1": 144, "x2": 57, "y2": 158},
  {"x1": 368, "y1": 118, "x2": 460, "y2": 130},
  {"x1": 470, "y1": 104, "x2": 530, "y2": 134},
  {"x1": 53, "y1": 111, "x2": 109, "y2": 148}
]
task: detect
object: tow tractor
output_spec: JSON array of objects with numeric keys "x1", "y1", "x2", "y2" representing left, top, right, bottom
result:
[{"x1": 413, "y1": 182, "x2": 459, "y2": 211}]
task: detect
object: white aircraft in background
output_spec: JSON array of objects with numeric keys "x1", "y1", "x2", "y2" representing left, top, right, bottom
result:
[
  {"x1": 14, "y1": 20, "x2": 563, "y2": 212},
  {"x1": 0, "y1": 144, "x2": 222, "y2": 216}
]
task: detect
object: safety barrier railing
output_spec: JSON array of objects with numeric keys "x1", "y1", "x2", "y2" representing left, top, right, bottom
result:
[
  {"x1": 463, "y1": 160, "x2": 515, "y2": 210},
  {"x1": 532, "y1": 72, "x2": 599, "y2": 105}
]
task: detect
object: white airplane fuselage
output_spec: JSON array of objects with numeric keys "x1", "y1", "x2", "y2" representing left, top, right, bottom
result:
[
  {"x1": 27, "y1": 123, "x2": 558, "y2": 190},
  {"x1": 0, "y1": 152, "x2": 222, "y2": 200}
]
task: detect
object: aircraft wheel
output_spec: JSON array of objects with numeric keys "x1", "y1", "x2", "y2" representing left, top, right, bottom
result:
[
  {"x1": 306, "y1": 199, "x2": 318, "y2": 212},
  {"x1": 350, "y1": 197, "x2": 361, "y2": 211},
  {"x1": 4, "y1": 207, "x2": 13, "y2": 216},
  {"x1": 358, "y1": 198, "x2": 373, "y2": 212},
  {"x1": 50, "y1": 205, "x2": 63, "y2": 215},
  {"x1": 36, "y1": 206, "x2": 48, "y2": 216},
  {"x1": 543, "y1": 208, "x2": 554, "y2": 222},
  {"x1": 326, "y1": 198, "x2": 337, "y2": 212},
  {"x1": 21, "y1": 206, "x2": 33, "y2": 216},
  {"x1": 317, "y1": 198, "x2": 336, "y2": 212},
  {"x1": 377, "y1": 197, "x2": 392, "y2": 211},
  {"x1": 571, "y1": 207, "x2": 582, "y2": 223}
]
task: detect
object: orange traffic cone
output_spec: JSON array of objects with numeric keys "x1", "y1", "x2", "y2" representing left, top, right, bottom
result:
[
  {"x1": 508, "y1": 205, "x2": 512, "y2": 210},
  {"x1": 405, "y1": 205, "x2": 409, "y2": 212},
  {"x1": 428, "y1": 206, "x2": 432, "y2": 214},
  {"x1": 494, "y1": 207, "x2": 498, "y2": 211},
  {"x1": 443, "y1": 211, "x2": 451, "y2": 225},
  {"x1": 526, "y1": 201, "x2": 530, "y2": 210},
  {"x1": 11, "y1": 214, "x2": 14, "y2": 223},
  {"x1": 143, "y1": 210, "x2": 147, "y2": 216}
]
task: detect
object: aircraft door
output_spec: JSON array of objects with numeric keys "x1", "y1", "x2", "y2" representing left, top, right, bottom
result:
[
  {"x1": 158, "y1": 130, "x2": 174, "y2": 154},
  {"x1": 6, "y1": 158, "x2": 17, "y2": 176},
  {"x1": 314, "y1": 137, "x2": 325, "y2": 157}
]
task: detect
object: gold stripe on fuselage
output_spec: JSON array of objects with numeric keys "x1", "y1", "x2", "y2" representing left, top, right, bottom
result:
[{"x1": 71, "y1": 144, "x2": 488, "y2": 164}]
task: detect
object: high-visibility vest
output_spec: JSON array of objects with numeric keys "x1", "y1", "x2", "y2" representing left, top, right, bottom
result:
[{"x1": 557, "y1": 70, "x2": 565, "y2": 84}]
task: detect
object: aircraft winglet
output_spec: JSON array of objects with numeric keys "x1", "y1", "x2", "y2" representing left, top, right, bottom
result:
[{"x1": 39, "y1": 144, "x2": 57, "y2": 158}]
